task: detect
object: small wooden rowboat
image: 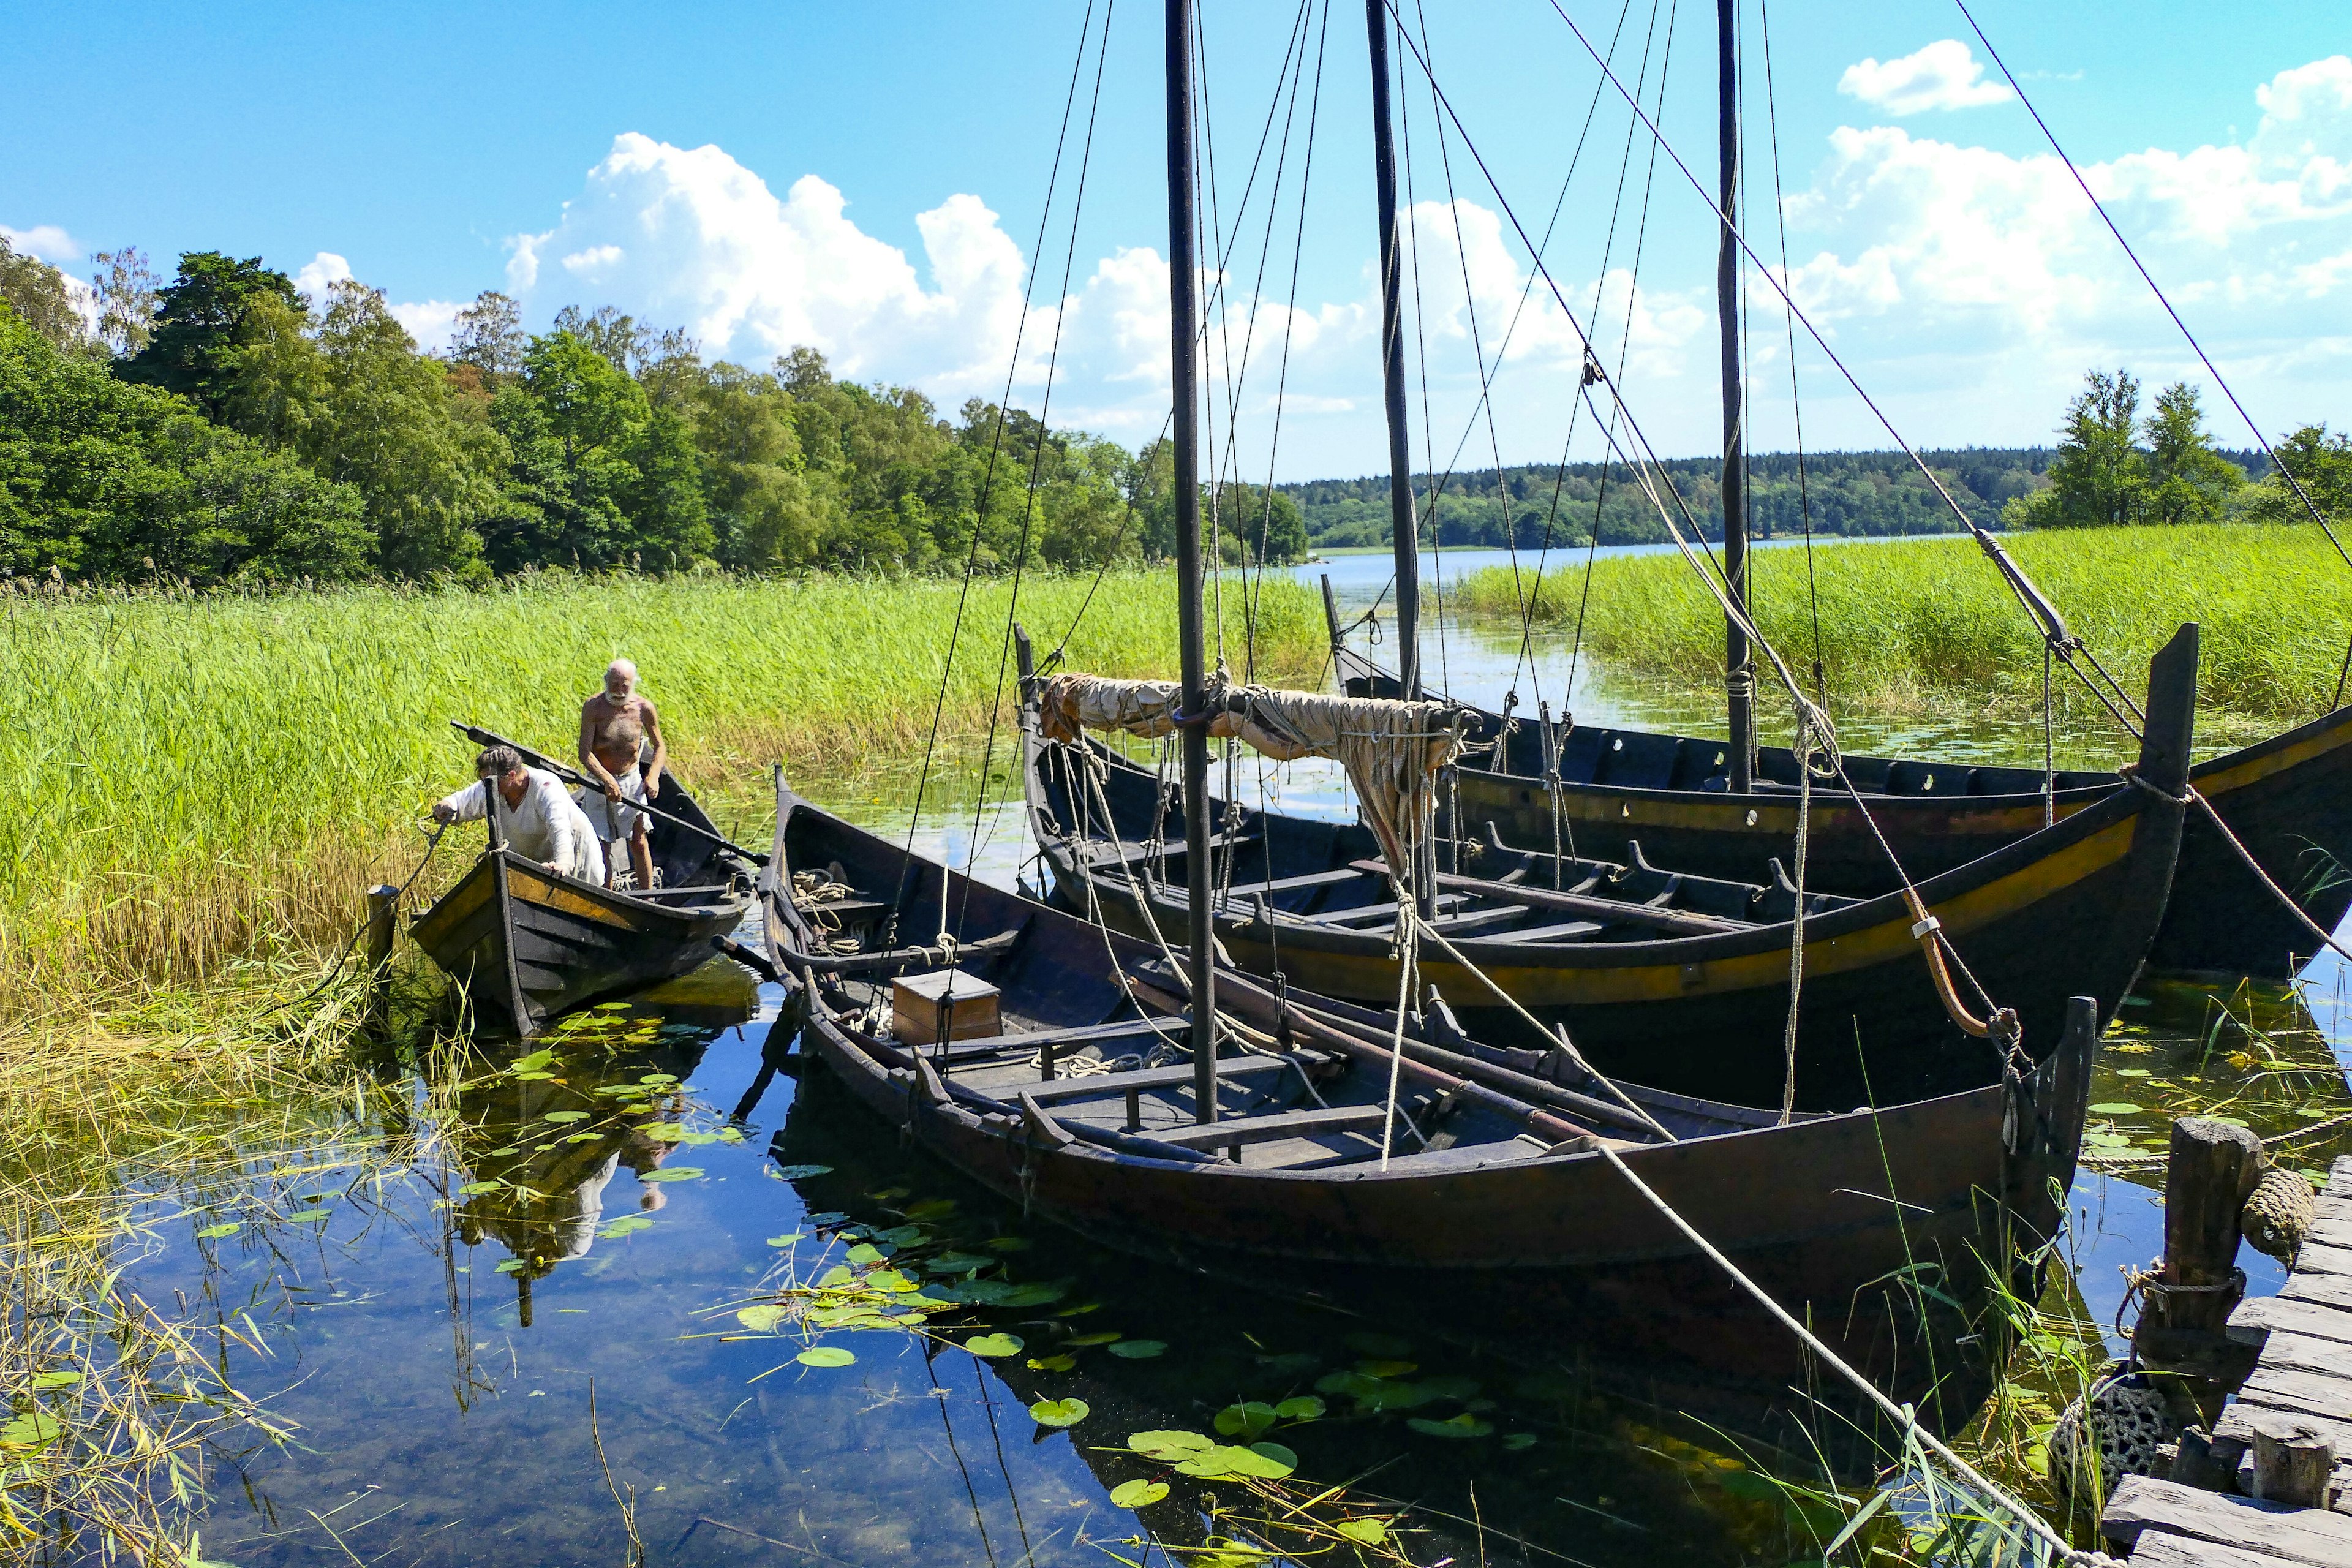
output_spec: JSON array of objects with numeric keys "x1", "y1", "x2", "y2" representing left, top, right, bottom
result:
[
  {"x1": 1020, "y1": 625, "x2": 2197, "y2": 1109},
  {"x1": 412, "y1": 770, "x2": 753, "y2": 1036},
  {"x1": 756, "y1": 780, "x2": 2093, "y2": 1438},
  {"x1": 1332, "y1": 640, "x2": 2352, "y2": 979}
]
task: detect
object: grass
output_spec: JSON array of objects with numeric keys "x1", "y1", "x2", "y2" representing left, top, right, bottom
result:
[
  {"x1": 1454, "y1": 524, "x2": 2352, "y2": 744},
  {"x1": 0, "y1": 568, "x2": 1325, "y2": 1029}
]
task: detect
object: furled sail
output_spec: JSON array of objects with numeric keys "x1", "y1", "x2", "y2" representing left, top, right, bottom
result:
[{"x1": 1035, "y1": 671, "x2": 1471, "y2": 881}]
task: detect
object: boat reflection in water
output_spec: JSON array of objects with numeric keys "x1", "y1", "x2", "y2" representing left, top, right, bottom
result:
[{"x1": 447, "y1": 962, "x2": 758, "y2": 1321}]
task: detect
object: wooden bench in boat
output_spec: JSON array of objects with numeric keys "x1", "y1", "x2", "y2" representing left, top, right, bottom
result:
[
  {"x1": 1145, "y1": 1103, "x2": 1392, "y2": 1160},
  {"x1": 1082, "y1": 829, "x2": 1259, "y2": 872},
  {"x1": 1218, "y1": 865, "x2": 1360, "y2": 899},
  {"x1": 1297, "y1": 892, "x2": 1468, "y2": 927},
  {"x1": 1347, "y1": 859, "x2": 1753, "y2": 937},
  {"x1": 1022, "y1": 1053, "x2": 1315, "y2": 1129},
  {"x1": 1503, "y1": 919, "x2": 1607, "y2": 943},
  {"x1": 921, "y1": 1017, "x2": 1180, "y2": 1064}
]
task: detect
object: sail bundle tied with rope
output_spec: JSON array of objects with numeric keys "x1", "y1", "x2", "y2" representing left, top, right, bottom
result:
[{"x1": 1035, "y1": 671, "x2": 1474, "y2": 879}]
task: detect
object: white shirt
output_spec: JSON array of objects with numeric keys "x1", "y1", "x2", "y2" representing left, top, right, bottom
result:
[{"x1": 437, "y1": 769, "x2": 603, "y2": 883}]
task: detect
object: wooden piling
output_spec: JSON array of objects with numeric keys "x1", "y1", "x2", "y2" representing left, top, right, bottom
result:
[
  {"x1": 2250, "y1": 1412, "x2": 2335, "y2": 1510},
  {"x1": 2137, "y1": 1117, "x2": 2267, "y2": 1413},
  {"x1": 366, "y1": 884, "x2": 399, "y2": 974}
]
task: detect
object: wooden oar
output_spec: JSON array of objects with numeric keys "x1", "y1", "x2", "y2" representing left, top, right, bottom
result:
[{"x1": 451, "y1": 722, "x2": 769, "y2": 865}]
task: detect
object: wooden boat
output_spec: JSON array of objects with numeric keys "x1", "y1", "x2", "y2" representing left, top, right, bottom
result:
[
  {"x1": 1334, "y1": 640, "x2": 2352, "y2": 980},
  {"x1": 756, "y1": 780, "x2": 2094, "y2": 1439},
  {"x1": 1020, "y1": 625, "x2": 2198, "y2": 1110},
  {"x1": 411, "y1": 769, "x2": 753, "y2": 1037}
]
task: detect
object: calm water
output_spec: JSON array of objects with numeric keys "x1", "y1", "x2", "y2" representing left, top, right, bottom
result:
[{"x1": 53, "y1": 594, "x2": 2352, "y2": 1564}]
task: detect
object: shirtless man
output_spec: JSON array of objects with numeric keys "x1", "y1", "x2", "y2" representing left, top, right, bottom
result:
[{"x1": 577, "y1": 658, "x2": 666, "y2": 891}]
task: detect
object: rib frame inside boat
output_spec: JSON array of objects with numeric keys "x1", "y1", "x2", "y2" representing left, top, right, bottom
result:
[{"x1": 763, "y1": 781, "x2": 2093, "y2": 1441}]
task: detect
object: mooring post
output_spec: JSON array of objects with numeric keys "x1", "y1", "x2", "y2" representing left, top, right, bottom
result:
[
  {"x1": 2136, "y1": 1115, "x2": 2265, "y2": 1419},
  {"x1": 364, "y1": 882, "x2": 399, "y2": 1028},
  {"x1": 2248, "y1": 1411, "x2": 2335, "y2": 1508}
]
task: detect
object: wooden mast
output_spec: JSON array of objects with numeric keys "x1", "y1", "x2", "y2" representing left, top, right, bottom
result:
[
  {"x1": 1166, "y1": 0, "x2": 1218, "y2": 1123},
  {"x1": 1717, "y1": 0, "x2": 1755, "y2": 791},
  {"x1": 1365, "y1": 0, "x2": 1438, "y2": 918},
  {"x1": 1365, "y1": 0, "x2": 1420, "y2": 703}
]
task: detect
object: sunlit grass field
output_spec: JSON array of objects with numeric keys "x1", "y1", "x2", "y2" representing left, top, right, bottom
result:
[
  {"x1": 1, "y1": 570, "x2": 1325, "y2": 1023},
  {"x1": 1455, "y1": 524, "x2": 2351, "y2": 736}
]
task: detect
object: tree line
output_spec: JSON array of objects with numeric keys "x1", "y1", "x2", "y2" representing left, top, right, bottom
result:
[{"x1": 0, "y1": 238, "x2": 1306, "y2": 587}]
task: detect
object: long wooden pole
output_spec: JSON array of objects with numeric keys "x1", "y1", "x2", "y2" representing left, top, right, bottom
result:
[
  {"x1": 1365, "y1": 0, "x2": 1420, "y2": 703},
  {"x1": 1717, "y1": 0, "x2": 1755, "y2": 791},
  {"x1": 1167, "y1": 0, "x2": 1218, "y2": 1125},
  {"x1": 1366, "y1": 0, "x2": 1439, "y2": 918}
]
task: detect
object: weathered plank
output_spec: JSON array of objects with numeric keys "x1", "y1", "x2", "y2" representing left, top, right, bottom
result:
[
  {"x1": 2255, "y1": 1331, "x2": 2352, "y2": 1381},
  {"x1": 2294, "y1": 1242, "x2": 2352, "y2": 1280},
  {"x1": 2215, "y1": 1398, "x2": 2352, "y2": 1456},
  {"x1": 2101, "y1": 1475, "x2": 2352, "y2": 1564},
  {"x1": 2236, "y1": 1365, "x2": 2352, "y2": 1427},
  {"x1": 2231, "y1": 1294, "x2": 2352, "y2": 1350},
  {"x1": 2284, "y1": 1271, "x2": 2352, "y2": 1312},
  {"x1": 2128, "y1": 1527, "x2": 2315, "y2": 1568}
]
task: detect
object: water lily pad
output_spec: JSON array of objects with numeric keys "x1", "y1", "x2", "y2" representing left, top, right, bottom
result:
[
  {"x1": 458, "y1": 1180, "x2": 503, "y2": 1196},
  {"x1": 597, "y1": 1215, "x2": 654, "y2": 1238},
  {"x1": 994, "y1": 1282, "x2": 1067, "y2": 1308},
  {"x1": 1333, "y1": 1518, "x2": 1390, "y2": 1545},
  {"x1": 984, "y1": 1235, "x2": 1030, "y2": 1251},
  {"x1": 866, "y1": 1269, "x2": 919, "y2": 1294},
  {"x1": 1406, "y1": 1412, "x2": 1493, "y2": 1438},
  {"x1": 1107, "y1": 1339, "x2": 1166, "y2": 1359},
  {"x1": 1502, "y1": 1432, "x2": 1539, "y2": 1451},
  {"x1": 638, "y1": 1072, "x2": 679, "y2": 1085},
  {"x1": 965, "y1": 1333, "x2": 1024, "y2": 1358},
  {"x1": 1273, "y1": 1395, "x2": 1324, "y2": 1421},
  {"x1": 846, "y1": 1242, "x2": 889, "y2": 1265},
  {"x1": 2087, "y1": 1102, "x2": 2142, "y2": 1115},
  {"x1": 511, "y1": 1049, "x2": 557, "y2": 1073},
  {"x1": 905, "y1": 1199, "x2": 959, "y2": 1219},
  {"x1": 541, "y1": 1110, "x2": 590, "y2": 1124},
  {"x1": 737, "y1": 1304, "x2": 789, "y2": 1332},
  {"x1": 1244, "y1": 1441, "x2": 1297, "y2": 1476},
  {"x1": 1256, "y1": 1351, "x2": 1321, "y2": 1376},
  {"x1": 1175, "y1": 1443, "x2": 1292, "y2": 1479},
  {"x1": 0, "y1": 1412, "x2": 63, "y2": 1450},
  {"x1": 767, "y1": 1233, "x2": 804, "y2": 1248},
  {"x1": 816, "y1": 1265, "x2": 856, "y2": 1287},
  {"x1": 2114, "y1": 1069, "x2": 2151, "y2": 1078},
  {"x1": 1355, "y1": 1359, "x2": 1417, "y2": 1378},
  {"x1": 1128, "y1": 1430, "x2": 1217, "y2": 1460},
  {"x1": 495, "y1": 1259, "x2": 526, "y2": 1273},
  {"x1": 1067, "y1": 1331, "x2": 1123, "y2": 1347},
  {"x1": 638, "y1": 1167, "x2": 703, "y2": 1183},
  {"x1": 1027, "y1": 1354, "x2": 1077, "y2": 1371},
  {"x1": 194, "y1": 1223, "x2": 241, "y2": 1240},
  {"x1": 284, "y1": 1209, "x2": 332, "y2": 1224},
  {"x1": 1029, "y1": 1398, "x2": 1088, "y2": 1428},
  {"x1": 1110, "y1": 1479, "x2": 1169, "y2": 1509},
  {"x1": 1215, "y1": 1403, "x2": 1279, "y2": 1439},
  {"x1": 797, "y1": 1346, "x2": 856, "y2": 1368},
  {"x1": 30, "y1": 1372, "x2": 80, "y2": 1391},
  {"x1": 771, "y1": 1164, "x2": 834, "y2": 1180},
  {"x1": 924, "y1": 1251, "x2": 993, "y2": 1274},
  {"x1": 875, "y1": 1224, "x2": 929, "y2": 1246},
  {"x1": 1353, "y1": 1381, "x2": 1433, "y2": 1412}
]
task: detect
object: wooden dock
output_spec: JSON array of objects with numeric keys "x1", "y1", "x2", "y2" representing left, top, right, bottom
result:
[{"x1": 2103, "y1": 1154, "x2": 2352, "y2": 1565}]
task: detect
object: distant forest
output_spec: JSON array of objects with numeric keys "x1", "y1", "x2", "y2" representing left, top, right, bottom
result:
[{"x1": 1283, "y1": 446, "x2": 2277, "y2": 552}]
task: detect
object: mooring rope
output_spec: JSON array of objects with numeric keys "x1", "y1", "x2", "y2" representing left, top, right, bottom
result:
[{"x1": 1591, "y1": 1139, "x2": 2119, "y2": 1567}]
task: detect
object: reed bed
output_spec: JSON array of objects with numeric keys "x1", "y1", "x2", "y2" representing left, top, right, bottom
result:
[
  {"x1": 1455, "y1": 524, "x2": 2352, "y2": 741},
  {"x1": 0, "y1": 571, "x2": 1324, "y2": 1025}
]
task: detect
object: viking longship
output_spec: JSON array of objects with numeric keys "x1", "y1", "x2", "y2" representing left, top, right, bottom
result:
[
  {"x1": 1020, "y1": 622, "x2": 2196, "y2": 1109},
  {"x1": 1332, "y1": 639, "x2": 2352, "y2": 981},
  {"x1": 756, "y1": 777, "x2": 2092, "y2": 1438},
  {"x1": 412, "y1": 734, "x2": 754, "y2": 1038}
]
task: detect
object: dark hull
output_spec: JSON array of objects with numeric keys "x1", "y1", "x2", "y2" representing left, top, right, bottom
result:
[
  {"x1": 767, "y1": 788, "x2": 2093, "y2": 1442},
  {"x1": 411, "y1": 850, "x2": 748, "y2": 1036},
  {"x1": 1022, "y1": 712, "x2": 2188, "y2": 1109},
  {"x1": 1335, "y1": 647, "x2": 2352, "y2": 979}
]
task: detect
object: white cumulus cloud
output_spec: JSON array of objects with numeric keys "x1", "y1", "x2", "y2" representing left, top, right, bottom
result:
[
  {"x1": 1, "y1": 224, "x2": 83, "y2": 264},
  {"x1": 1838, "y1": 40, "x2": 2015, "y2": 116}
]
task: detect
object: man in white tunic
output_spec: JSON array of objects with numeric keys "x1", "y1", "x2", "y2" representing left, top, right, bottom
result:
[{"x1": 431, "y1": 744, "x2": 602, "y2": 883}]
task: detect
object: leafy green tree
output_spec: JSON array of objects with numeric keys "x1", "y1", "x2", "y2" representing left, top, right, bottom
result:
[
  {"x1": 551, "y1": 304, "x2": 647, "y2": 373},
  {"x1": 2241, "y1": 425, "x2": 2352, "y2": 529},
  {"x1": 2141, "y1": 381, "x2": 2242, "y2": 525},
  {"x1": 2006, "y1": 369, "x2": 2146, "y2": 529},
  {"x1": 0, "y1": 238, "x2": 88, "y2": 353},
  {"x1": 0, "y1": 300, "x2": 369, "y2": 583},
  {"x1": 89, "y1": 247, "x2": 159, "y2": 358},
  {"x1": 448, "y1": 291, "x2": 526, "y2": 388},
  {"x1": 120, "y1": 252, "x2": 302, "y2": 417}
]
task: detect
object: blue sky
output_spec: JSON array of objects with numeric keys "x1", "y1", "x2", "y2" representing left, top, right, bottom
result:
[{"x1": 4, "y1": 1, "x2": 2347, "y2": 478}]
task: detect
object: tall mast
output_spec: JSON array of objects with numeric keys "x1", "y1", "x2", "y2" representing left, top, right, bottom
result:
[
  {"x1": 1365, "y1": 0, "x2": 1420, "y2": 701},
  {"x1": 1717, "y1": 0, "x2": 1755, "y2": 791},
  {"x1": 1166, "y1": 0, "x2": 1218, "y2": 1123}
]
